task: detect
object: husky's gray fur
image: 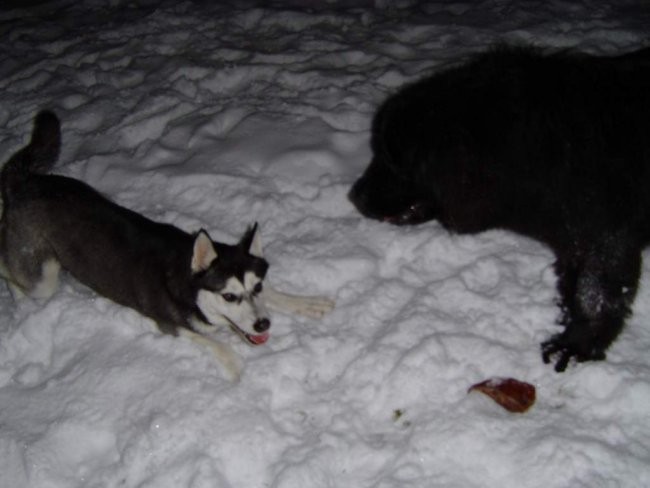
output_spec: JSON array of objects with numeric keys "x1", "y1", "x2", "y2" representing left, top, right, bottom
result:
[{"x1": 0, "y1": 111, "x2": 334, "y2": 378}]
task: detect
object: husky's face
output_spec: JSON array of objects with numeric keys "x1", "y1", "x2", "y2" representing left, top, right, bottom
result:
[{"x1": 191, "y1": 224, "x2": 271, "y2": 345}]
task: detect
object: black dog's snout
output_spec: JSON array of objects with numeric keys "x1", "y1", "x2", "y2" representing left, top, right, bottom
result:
[
  {"x1": 254, "y1": 318, "x2": 270, "y2": 333},
  {"x1": 348, "y1": 177, "x2": 375, "y2": 218},
  {"x1": 348, "y1": 180, "x2": 361, "y2": 205}
]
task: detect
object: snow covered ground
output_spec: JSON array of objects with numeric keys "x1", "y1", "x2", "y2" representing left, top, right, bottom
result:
[{"x1": 1, "y1": 1, "x2": 649, "y2": 487}]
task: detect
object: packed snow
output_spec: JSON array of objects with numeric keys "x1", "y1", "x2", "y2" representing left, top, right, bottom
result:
[{"x1": 1, "y1": 1, "x2": 649, "y2": 487}]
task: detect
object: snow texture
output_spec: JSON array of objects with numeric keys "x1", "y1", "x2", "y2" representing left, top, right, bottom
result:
[{"x1": 1, "y1": 1, "x2": 649, "y2": 487}]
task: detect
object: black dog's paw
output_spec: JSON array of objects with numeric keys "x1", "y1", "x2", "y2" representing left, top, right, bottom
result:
[{"x1": 541, "y1": 333, "x2": 606, "y2": 372}]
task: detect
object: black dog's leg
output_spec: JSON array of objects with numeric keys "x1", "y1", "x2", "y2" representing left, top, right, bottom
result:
[
  {"x1": 543, "y1": 237, "x2": 641, "y2": 372},
  {"x1": 554, "y1": 254, "x2": 579, "y2": 327}
]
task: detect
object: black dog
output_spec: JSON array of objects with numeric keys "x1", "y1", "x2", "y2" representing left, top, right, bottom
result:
[{"x1": 349, "y1": 45, "x2": 650, "y2": 372}]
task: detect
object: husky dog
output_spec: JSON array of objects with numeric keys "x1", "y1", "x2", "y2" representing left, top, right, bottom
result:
[
  {"x1": 0, "y1": 111, "x2": 334, "y2": 378},
  {"x1": 350, "y1": 45, "x2": 650, "y2": 372}
]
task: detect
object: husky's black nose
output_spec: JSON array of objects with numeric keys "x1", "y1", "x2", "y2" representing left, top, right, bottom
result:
[{"x1": 254, "y1": 318, "x2": 270, "y2": 333}]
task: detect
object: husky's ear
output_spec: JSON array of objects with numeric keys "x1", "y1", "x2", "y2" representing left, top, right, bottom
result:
[
  {"x1": 241, "y1": 222, "x2": 263, "y2": 258},
  {"x1": 191, "y1": 230, "x2": 218, "y2": 273}
]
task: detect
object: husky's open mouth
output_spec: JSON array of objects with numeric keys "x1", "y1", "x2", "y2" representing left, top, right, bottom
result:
[
  {"x1": 244, "y1": 331, "x2": 269, "y2": 345},
  {"x1": 228, "y1": 322, "x2": 270, "y2": 345}
]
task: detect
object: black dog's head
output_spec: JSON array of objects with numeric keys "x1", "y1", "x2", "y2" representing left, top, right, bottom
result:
[
  {"x1": 348, "y1": 156, "x2": 438, "y2": 226},
  {"x1": 348, "y1": 96, "x2": 439, "y2": 226}
]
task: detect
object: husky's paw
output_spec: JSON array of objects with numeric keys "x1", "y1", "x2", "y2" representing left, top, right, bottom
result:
[
  {"x1": 293, "y1": 295, "x2": 336, "y2": 319},
  {"x1": 205, "y1": 340, "x2": 243, "y2": 382},
  {"x1": 179, "y1": 328, "x2": 242, "y2": 382},
  {"x1": 264, "y1": 286, "x2": 335, "y2": 319}
]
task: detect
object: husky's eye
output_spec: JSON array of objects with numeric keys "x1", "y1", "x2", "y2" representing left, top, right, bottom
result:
[
  {"x1": 222, "y1": 293, "x2": 238, "y2": 303},
  {"x1": 253, "y1": 283, "x2": 263, "y2": 295}
]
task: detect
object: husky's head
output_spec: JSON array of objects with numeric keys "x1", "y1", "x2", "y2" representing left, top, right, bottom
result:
[{"x1": 190, "y1": 223, "x2": 271, "y2": 345}]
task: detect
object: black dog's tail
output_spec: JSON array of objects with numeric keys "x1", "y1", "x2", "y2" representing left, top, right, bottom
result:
[{"x1": 1, "y1": 110, "x2": 61, "y2": 201}]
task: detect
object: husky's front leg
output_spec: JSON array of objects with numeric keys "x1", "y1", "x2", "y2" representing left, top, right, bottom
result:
[
  {"x1": 264, "y1": 285, "x2": 335, "y2": 319},
  {"x1": 179, "y1": 328, "x2": 242, "y2": 381}
]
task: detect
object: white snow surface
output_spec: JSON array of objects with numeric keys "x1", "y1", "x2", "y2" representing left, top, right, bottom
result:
[{"x1": 1, "y1": 1, "x2": 649, "y2": 487}]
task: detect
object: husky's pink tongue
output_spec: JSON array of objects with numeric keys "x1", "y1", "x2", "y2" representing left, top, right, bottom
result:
[{"x1": 248, "y1": 332, "x2": 270, "y2": 345}]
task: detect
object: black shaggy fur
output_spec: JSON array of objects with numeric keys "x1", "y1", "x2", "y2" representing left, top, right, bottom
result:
[{"x1": 349, "y1": 45, "x2": 650, "y2": 372}]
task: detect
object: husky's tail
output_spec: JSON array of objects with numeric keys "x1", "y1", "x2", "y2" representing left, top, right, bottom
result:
[{"x1": 1, "y1": 110, "x2": 61, "y2": 201}]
